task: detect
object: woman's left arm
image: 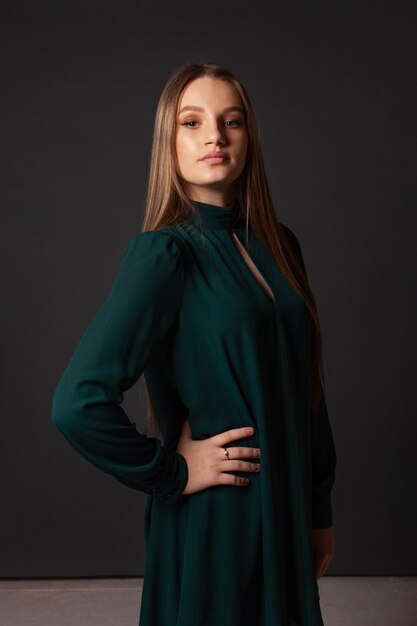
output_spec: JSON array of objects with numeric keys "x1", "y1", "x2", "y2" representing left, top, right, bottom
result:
[
  {"x1": 281, "y1": 224, "x2": 337, "y2": 525},
  {"x1": 309, "y1": 389, "x2": 337, "y2": 578},
  {"x1": 281, "y1": 224, "x2": 337, "y2": 576}
]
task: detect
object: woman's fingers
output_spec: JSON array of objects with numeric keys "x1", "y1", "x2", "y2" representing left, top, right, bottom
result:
[
  {"x1": 177, "y1": 425, "x2": 262, "y2": 495},
  {"x1": 219, "y1": 445, "x2": 261, "y2": 460},
  {"x1": 220, "y1": 459, "x2": 261, "y2": 473},
  {"x1": 212, "y1": 427, "x2": 261, "y2": 473},
  {"x1": 214, "y1": 426, "x2": 255, "y2": 447},
  {"x1": 212, "y1": 427, "x2": 260, "y2": 461},
  {"x1": 218, "y1": 473, "x2": 252, "y2": 487}
]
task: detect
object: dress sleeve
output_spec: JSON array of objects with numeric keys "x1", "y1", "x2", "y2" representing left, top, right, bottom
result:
[
  {"x1": 282, "y1": 224, "x2": 337, "y2": 529},
  {"x1": 309, "y1": 390, "x2": 337, "y2": 528},
  {"x1": 51, "y1": 230, "x2": 188, "y2": 507}
]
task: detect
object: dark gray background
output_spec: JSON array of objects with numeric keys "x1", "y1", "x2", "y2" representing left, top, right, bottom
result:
[{"x1": 1, "y1": 1, "x2": 416, "y2": 577}]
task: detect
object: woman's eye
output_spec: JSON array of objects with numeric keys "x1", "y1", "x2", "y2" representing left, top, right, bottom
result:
[
  {"x1": 225, "y1": 120, "x2": 243, "y2": 127},
  {"x1": 182, "y1": 119, "x2": 243, "y2": 128}
]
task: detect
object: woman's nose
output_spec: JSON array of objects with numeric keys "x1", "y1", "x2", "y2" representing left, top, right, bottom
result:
[{"x1": 205, "y1": 122, "x2": 226, "y2": 144}]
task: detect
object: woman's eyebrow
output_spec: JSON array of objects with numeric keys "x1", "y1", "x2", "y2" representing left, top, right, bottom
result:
[{"x1": 177, "y1": 105, "x2": 244, "y2": 115}]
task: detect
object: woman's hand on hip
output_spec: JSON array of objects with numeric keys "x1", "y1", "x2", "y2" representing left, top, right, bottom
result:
[{"x1": 176, "y1": 419, "x2": 261, "y2": 495}]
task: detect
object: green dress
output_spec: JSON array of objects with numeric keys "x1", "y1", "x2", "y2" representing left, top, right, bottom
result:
[{"x1": 52, "y1": 198, "x2": 337, "y2": 626}]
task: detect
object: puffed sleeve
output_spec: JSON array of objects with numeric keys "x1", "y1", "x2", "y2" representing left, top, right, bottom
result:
[
  {"x1": 51, "y1": 230, "x2": 188, "y2": 507},
  {"x1": 282, "y1": 224, "x2": 337, "y2": 528}
]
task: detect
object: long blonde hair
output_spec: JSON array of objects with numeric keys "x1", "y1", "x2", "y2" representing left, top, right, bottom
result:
[{"x1": 140, "y1": 61, "x2": 326, "y2": 438}]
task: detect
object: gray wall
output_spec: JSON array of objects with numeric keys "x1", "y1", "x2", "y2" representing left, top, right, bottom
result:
[{"x1": 1, "y1": 1, "x2": 416, "y2": 577}]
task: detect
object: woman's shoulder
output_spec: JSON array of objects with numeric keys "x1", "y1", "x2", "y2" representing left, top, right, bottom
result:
[
  {"x1": 279, "y1": 221, "x2": 300, "y2": 245},
  {"x1": 279, "y1": 221, "x2": 307, "y2": 275},
  {"x1": 120, "y1": 228, "x2": 185, "y2": 272},
  {"x1": 279, "y1": 221, "x2": 305, "y2": 255}
]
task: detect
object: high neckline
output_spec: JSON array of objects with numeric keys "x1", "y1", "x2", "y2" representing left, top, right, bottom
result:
[{"x1": 187, "y1": 198, "x2": 244, "y2": 230}]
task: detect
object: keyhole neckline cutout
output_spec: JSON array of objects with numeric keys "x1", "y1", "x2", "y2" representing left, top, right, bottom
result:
[
  {"x1": 228, "y1": 229, "x2": 276, "y2": 306},
  {"x1": 187, "y1": 198, "x2": 244, "y2": 230}
]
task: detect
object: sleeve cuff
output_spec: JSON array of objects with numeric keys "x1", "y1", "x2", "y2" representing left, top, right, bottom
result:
[
  {"x1": 111, "y1": 444, "x2": 189, "y2": 507},
  {"x1": 148, "y1": 450, "x2": 189, "y2": 507}
]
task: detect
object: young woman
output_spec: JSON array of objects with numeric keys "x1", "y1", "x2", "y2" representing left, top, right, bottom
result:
[{"x1": 52, "y1": 61, "x2": 337, "y2": 626}]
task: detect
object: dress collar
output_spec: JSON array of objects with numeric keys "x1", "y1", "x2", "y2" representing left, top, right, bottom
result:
[{"x1": 187, "y1": 198, "x2": 244, "y2": 230}]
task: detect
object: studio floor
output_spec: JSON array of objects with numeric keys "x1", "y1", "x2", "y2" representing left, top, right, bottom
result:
[{"x1": 0, "y1": 577, "x2": 415, "y2": 625}]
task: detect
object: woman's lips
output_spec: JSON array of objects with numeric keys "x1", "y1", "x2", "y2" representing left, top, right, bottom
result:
[{"x1": 201, "y1": 156, "x2": 229, "y2": 164}]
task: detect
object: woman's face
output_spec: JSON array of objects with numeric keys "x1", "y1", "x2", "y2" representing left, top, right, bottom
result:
[{"x1": 175, "y1": 77, "x2": 248, "y2": 205}]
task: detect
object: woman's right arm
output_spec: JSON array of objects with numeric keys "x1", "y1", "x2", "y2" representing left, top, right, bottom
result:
[{"x1": 51, "y1": 230, "x2": 188, "y2": 506}]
